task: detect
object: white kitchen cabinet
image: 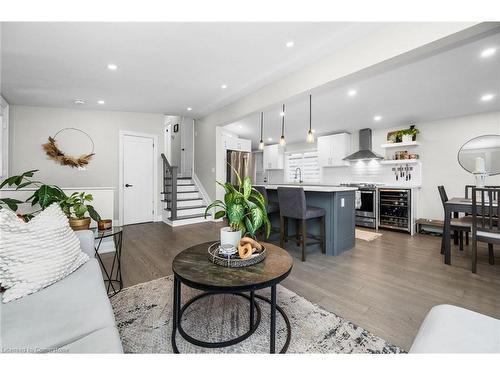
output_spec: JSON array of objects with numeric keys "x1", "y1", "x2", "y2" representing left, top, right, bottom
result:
[
  {"x1": 222, "y1": 134, "x2": 251, "y2": 152},
  {"x1": 317, "y1": 133, "x2": 351, "y2": 167},
  {"x1": 263, "y1": 144, "x2": 284, "y2": 170}
]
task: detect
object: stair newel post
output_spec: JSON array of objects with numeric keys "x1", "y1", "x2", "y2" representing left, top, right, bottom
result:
[{"x1": 170, "y1": 166, "x2": 178, "y2": 220}]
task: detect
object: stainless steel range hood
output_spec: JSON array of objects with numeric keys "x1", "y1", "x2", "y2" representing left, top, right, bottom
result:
[{"x1": 343, "y1": 128, "x2": 383, "y2": 161}]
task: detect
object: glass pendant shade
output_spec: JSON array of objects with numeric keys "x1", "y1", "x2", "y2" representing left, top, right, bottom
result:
[
  {"x1": 258, "y1": 112, "x2": 264, "y2": 150},
  {"x1": 306, "y1": 94, "x2": 315, "y2": 143},
  {"x1": 279, "y1": 104, "x2": 286, "y2": 147},
  {"x1": 306, "y1": 129, "x2": 314, "y2": 143},
  {"x1": 279, "y1": 135, "x2": 286, "y2": 146}
]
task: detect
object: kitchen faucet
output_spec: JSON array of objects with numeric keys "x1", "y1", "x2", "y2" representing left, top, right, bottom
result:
[{"x1": 294, "y1": 167, "x2": 303, "y2": 183}]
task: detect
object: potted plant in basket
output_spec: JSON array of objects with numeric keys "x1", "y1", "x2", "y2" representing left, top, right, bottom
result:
[
  {"x1": 204, "y1": 169, "x2": 271, "y2": 247},
  {"x1": 0, "y1": 169, "x2": 100, "y2": 229}
]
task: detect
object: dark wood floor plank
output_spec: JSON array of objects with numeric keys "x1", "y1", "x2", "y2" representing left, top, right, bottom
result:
[{"x1": 106, "y1": 221, "x2": 500, "y2": 351}]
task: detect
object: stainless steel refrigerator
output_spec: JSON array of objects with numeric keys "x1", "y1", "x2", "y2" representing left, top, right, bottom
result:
[{"x1": 226, "y1": 150, "x2": 256, "y2": 185}]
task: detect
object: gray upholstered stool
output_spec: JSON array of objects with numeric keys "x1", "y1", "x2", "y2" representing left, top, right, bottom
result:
[
  {"x1": 254, "y1": 186, "x2": 280, "y2": 237},
  {"x1": 254, "y1": 186, "x2": 279, "y2": 215},
  {"x1": 277, "y1": 186, "x2": 326, "y2": 262}
]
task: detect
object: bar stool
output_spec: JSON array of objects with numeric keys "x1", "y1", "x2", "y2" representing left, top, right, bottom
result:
[
  {"x1": 277, "y1": 186, "x2": 326, "y2": 262},
  {"x1": 254, "y1": 186, "x2": 279, "y2": 215}
]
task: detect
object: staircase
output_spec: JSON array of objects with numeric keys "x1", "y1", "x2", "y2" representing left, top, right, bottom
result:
[{"x1": 161, "y1": 154, "x2": 211, "y2": 226}]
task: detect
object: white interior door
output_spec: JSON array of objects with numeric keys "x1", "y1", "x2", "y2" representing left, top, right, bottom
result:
[
  {"x1": 180, "y1": 119, "x2": 193, "y2": 177},
  {"x1": 123, "y1": 135, "x2": 154, "y2": 225}
]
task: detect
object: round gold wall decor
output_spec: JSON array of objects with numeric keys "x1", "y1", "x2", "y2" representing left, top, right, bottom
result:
[{"x1": 42, "y1": 128, "x2": 95, "y2": 168}]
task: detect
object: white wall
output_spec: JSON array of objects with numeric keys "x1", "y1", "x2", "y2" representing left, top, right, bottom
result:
[
  {"x1": 8, "y1": 105, "x2": 165, "y2": 219},
  {"x1": 195, "y1": 23, "x2": 487, "y2": 201},
  {"x1": 266, "y1": 111, "x2": 500, "y2": 221}
]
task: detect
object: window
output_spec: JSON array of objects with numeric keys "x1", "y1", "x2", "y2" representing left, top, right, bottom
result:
[{"x1": 285, "y1": 151, "x2": 320, "y2": 183}]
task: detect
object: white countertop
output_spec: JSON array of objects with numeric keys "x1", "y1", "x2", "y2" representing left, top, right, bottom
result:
[{"x1": 256, "y1": 184, "x2": 358, "y2": 192}]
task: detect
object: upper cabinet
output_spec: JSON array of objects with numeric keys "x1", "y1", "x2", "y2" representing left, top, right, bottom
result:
[
  {"x1": 263, "y1": 144, "x2": 284, "y2": 170},
  {"x1": 317, "y1": 133, "x2": 351, "y2": 167},
  {"x1": 222, "y1": 134, "x2": 251, "y2": 152}
]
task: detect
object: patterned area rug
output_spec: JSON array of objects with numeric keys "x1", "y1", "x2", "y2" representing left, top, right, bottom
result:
[{"x1": 111, "y1": 275, "x2": 403, "y2": 354}]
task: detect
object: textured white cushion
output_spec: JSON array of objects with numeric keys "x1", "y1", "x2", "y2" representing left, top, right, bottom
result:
[{"x1": 0, "y1": 203, "x2": 89, "y2": 303}]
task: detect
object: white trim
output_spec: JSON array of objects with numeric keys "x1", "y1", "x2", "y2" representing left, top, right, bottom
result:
[
  {"x1": 192, "y1": 173, "x2": 209, "y2": 204},
  {"x1": 118, "y1": 130, "x2": 159, "y2": 226},
  {"x1": 0, "y1": 96, "x2": 9, "y2": 180},
  {"x1": 163, "y1": 115, "x2": 172, "y2": 164}
]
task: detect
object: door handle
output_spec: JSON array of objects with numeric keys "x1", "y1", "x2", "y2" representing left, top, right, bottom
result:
[
  {"x1": 125, "y1": 184, "x2": 133, "y2": 187},
  {"x1": 181, "y1": 148, "x2": 185, "y2": 151}
]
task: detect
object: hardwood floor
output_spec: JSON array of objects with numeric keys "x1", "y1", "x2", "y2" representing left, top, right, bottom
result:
[{"x1": 103, "y1": 221, "x2": 500, "y2": 351}]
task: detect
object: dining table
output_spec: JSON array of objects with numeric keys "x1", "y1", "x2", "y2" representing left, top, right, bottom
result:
[{"x1": 443, "y1": 197, "x2": 498, "y2": 265}]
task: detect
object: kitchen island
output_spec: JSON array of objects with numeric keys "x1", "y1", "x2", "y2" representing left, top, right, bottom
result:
[{"x1": 257, "y1": 184, "x2": 357, "y2": 256}]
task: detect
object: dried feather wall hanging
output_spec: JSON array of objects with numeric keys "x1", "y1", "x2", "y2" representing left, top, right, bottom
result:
[{"x1": 42, "y1": 128, "x2": 95, "y2": 169}]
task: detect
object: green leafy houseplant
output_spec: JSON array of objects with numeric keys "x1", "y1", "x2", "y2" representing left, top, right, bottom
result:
[
  {"x1": 204, "y1": 169, "x2": 271, "y2": 239},
  {"x1": 0, "y1": 169, "x2": 100, "y2": 224}
]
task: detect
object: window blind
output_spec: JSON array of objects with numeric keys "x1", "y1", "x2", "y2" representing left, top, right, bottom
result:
[{"x1": 286, "y1": 151, "x2": 320, "y2": 183}]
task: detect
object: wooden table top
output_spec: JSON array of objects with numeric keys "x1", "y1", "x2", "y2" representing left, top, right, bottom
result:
[{"x1": 172, "y1": 241, "x2": 293, "y2": 291}]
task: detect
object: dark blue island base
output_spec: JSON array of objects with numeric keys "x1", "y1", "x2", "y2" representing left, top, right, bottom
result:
[{"x1": 266, "y1": 189, "x2": 356, "y2": 256}]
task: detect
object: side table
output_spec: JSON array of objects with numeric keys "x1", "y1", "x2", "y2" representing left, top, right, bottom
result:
[{"x1": 92, "y1": 226, "x2": 124, "y2": 296}]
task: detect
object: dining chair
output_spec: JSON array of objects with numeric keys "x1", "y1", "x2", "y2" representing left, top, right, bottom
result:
[
  {"x1": 277, "y1": 186, "x2": 326, "y2": 262},
  {"x1": 438, "y1": 186, "x2": 471, "y2": 252},
  {"x1": 471, "y1": 187, "x2": 499, "y2": 273}
]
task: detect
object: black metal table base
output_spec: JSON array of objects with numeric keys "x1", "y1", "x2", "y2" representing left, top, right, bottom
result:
[
  {"x1": 171, "y1": 277, "x2": 291, "y2": 354},
  {"x1": 94, "y1": 230, "x2": 123, "y2": 296}
]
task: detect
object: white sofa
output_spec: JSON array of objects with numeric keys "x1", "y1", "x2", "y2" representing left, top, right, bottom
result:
[
  {"x1": 410, "y1": 304, "x2": 500, "y2": 353},
  {"x1": 1, "y1": 230, "x2": 123, "y2": 353}
]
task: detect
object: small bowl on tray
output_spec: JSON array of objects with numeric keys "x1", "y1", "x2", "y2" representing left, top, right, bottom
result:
[{"x1": 207, "y1": 242, "x2": 267, "y2": 268}]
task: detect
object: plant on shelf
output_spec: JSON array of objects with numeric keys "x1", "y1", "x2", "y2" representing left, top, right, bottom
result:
[
  {"x1": 398, "y1": 125, "x2": 420, "y2": 143},
  {"x1": 0, "y1": 169, "x2": 100, "y2": 229},
  {"x1": 204, "y1": 167, "x2": 270, "y2": 246}
]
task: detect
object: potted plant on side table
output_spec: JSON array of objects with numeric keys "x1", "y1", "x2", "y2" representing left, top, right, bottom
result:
[
  {"x1": 0, "y1": 169, "x2": 101, "y2": 229},
  {"x1": 204, "y1": 169, "x2": 271, "y2": 248},
  {"x1": 59, "y1": 192, "x2": 101, "y2": 230}
]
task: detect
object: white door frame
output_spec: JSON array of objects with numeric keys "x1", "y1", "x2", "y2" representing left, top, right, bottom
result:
[
  {"x1": 163, "y1": 115, "x2": 172, "y2": 164},
  {"x1": 118, "y1": 130, "x2": 159, "y2": 226}
]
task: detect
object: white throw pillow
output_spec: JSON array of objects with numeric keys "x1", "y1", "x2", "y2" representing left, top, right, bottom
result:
[{"x1": 0, "y1": 203, "x2": 89, "y2": 303}]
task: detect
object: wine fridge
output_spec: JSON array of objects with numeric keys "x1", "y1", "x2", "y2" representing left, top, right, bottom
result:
[{"x1": 378, "y1": 188, "x2": 411, "y2": 233}]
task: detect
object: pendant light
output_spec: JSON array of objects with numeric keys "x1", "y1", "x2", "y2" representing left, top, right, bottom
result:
[
  {"x1": 279, "y1": 104, "x2": 286, "y2": 147},
  {"x1": 258, "y1": 112, "x2": 264, "y2": 150},
  {"x1": 306, "y1": 94, "x2": 315, "y2": 143}
]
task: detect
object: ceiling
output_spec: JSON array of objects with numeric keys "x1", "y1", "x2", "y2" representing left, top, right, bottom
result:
[
  {"x1": 224, "y1": 30, "x2": 500, "y2": 148},
  {"x1": 0, "y1": 22, "x2": 384, "y2": 116}
]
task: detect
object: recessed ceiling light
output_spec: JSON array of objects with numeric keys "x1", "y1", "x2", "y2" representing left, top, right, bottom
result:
[
  {"x1": 348, "y1": 89, "x2": 357, "y2": 97},
  {"x1": 221, "y1": 84, "x2": 228, "y2": 89},
  {"x1": 97, "y1": 100, "x2": 105, "y2": 105},
  {"x1": 73, "y1": 99, "x2": 85, "y2": 105},
  {"x1": 373, "y1": 115, "x2": 382, "y2": 122},
  {"x1": 268, "y1": 137, "x2": 273, "y2": 142},
  {"x1": 481, "y1": 93, "x2": 495, "y2": 102},
  {"x1": 481, "y1": 48, "x2": 497, "y2": 58},
  {"x1": 107, "y1": 63, "x2": 118, "y2": 71},
  {"x1": 286, "y1": 41, "x2": 294, "y2": 48},
  {"x1": 187, "y1": 107, "x2": 192, "y2": 111},
  {"x1": 238, "y1": 125, "x2": 243, "y2": 129}
]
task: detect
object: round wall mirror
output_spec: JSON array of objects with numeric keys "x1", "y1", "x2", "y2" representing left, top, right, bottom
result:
[{"x1": 458, "y1": 134, "x2": 500, "y2": 175}]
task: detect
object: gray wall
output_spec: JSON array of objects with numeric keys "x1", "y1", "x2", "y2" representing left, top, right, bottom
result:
[{"x1": 9, "y1": 105, "x2": 165, "y2": 218}]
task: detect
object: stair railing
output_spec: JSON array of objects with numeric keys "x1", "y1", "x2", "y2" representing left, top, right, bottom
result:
[{"x1": 161, "y1": 153, "x2": 178, "y2": 220}]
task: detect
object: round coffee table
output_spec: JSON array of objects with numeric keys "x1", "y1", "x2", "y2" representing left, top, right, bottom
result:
[{"x1": 171, "y1": 241, "x2": 293, "y2": 353}]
